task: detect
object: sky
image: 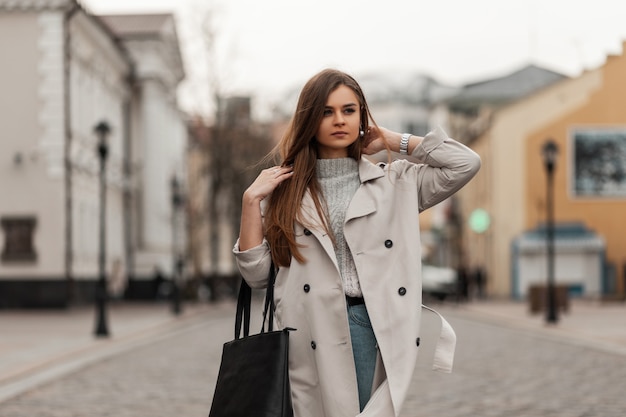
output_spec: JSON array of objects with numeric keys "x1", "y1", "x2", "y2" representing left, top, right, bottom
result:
[{"x1": 83, "y1": 0, "x2": 626, "y2": 120}]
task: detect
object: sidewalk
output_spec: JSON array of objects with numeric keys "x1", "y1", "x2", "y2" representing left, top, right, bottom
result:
[
  {"x1": 0, "y1": 300, "x2": 237, "y2": 404},
  {"x1": 445, "y1": 297, "x2": 626, "y2": 356}
]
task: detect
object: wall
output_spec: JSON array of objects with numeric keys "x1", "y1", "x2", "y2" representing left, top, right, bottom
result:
[
  {"x1": 0, "y1": 12, "x2": 66, "y2": 279},
  {"x1": 68, "y1": 11, "x2": 131, "y2": 283},
  {"x1": 133, "y1": 78, "x2": 187, "y2": 278}
]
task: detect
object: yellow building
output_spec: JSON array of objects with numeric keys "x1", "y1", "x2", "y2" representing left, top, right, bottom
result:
[{"x1": 449, "y1": 44, "x2": 626, "y2": 299}]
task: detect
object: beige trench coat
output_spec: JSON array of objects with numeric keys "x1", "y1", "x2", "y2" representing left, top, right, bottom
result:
[{"x1": 234, "y1": 127, "x2": 481, "y2": 417}]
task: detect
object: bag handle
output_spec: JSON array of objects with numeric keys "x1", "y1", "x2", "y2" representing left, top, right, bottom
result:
[
  {"x1": 261, "y1": 262, "x2": 277, "y2": 333},
  {"x1": 234, "y1": 277, "x2": 251, "y2": 339},
  {"x1": 234, "y1": 262, "x2": 277, "y2": 339}
]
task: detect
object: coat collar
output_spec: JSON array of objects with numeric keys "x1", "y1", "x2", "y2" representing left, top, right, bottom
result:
[
  {"x1": 357, "y1": 156, "x2": 386, "y2": 183},
  {"x1": 299, "y1": 156, "x2": 386, "y2": 235}
]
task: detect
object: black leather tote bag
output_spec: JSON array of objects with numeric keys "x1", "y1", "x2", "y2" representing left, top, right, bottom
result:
[{"x1": 208, "y1": 264, "x2": 294, "y2": 417}]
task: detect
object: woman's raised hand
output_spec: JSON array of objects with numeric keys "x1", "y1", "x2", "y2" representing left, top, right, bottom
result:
[
  {"x1": 362, "y1": 126, "x2": 397, "y2": 155},
  {"x1": 243, "y1": 165, "x2": 293, "y2": 203},
  {"x1": 239, "y1": 165, "x2": 292, "y2": 250}
]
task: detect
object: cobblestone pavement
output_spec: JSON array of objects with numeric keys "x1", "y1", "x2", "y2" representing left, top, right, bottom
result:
[
  {"x1": 1, "y1": 303, "x2": 625, "y2": 417},
  {"x1": 405, "y1": 308, "x2": 626, "y2": 417}
]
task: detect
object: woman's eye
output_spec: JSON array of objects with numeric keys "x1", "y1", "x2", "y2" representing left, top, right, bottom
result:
[
  {"x1": 344, "y1": 108, "x2": 356, "y2": 114},
  {"x1": 323, "y1": 109, "x2": 332, "y2": 116}
]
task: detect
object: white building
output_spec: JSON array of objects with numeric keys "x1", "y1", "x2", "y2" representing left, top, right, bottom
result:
[
  {"x1": 0, "y1": 0, "x2": 187, "y2": 307},
  {"x1": 99, "y1": 13, "x2": 187, "y2": 299},
  {"x1": 357, "y1": 71, "x2": 461, "y2": 265},
  {"x1": 357, "y1": 71, "x2": 459, "y2": 136}
]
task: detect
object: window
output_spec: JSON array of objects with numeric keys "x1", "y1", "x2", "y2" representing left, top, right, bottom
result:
[
  {"x1": 1, "y1": 216, "x2": 37, "y2": 262},
  {"x1": 572, "y1": 128, "x2": 626, "y2": 197}
]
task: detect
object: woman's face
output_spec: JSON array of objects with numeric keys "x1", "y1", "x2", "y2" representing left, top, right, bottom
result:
[{"x1": 315, "y1": 85, "x2": 361, "y2": 159}]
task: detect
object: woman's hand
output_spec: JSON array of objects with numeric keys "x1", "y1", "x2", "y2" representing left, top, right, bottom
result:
[
  {"x1": 243, "y1": 165, "x2": 293, "y2": 204},
  {"x1": 362, "y1": 126, "x2": 423, "y2": 155},
  {"x1": 239, "y1": 165, "x2": 293, "y2": 251},
  {"x1": 362, "y1": 126, "x2": 399, "y2": 155}
]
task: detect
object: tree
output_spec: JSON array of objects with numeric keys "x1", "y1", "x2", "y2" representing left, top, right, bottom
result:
[
  {"x1": 208, "y1": 98, "x2": 273, "y2": 299},
  {"x1": 186, "y1": 4, "x2": 274, "y2": 299}
]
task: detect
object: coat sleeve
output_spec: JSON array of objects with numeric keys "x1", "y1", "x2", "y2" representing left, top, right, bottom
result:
[
  {"x1": 232, "y1": 238, "x2": 272, "y2": 289},
  {"x1": 406, "y1": 126, "x2": 481, "y2": 212}
]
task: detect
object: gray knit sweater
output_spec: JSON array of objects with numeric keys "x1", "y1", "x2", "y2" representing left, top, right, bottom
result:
[{"x1": 316, "y1": 158, "x2": 362, "y2": 297}]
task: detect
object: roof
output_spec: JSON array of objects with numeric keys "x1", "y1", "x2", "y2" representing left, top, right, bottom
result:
[
  {"x1": 514, "y1": 222, "x2": 605, "y2": 253},
  {"x1": 98, "y1": 13, "x2": 173, "y2": 38},
  {"x1": 275, "y1": 70, "x2": 459, "y2": 117},
  {"x1": 98, "y1": 13, "x2": 185, "y2": 82},
  {"x1": 448, "y1": 64, "x2": 567, "y2": 106},
  {"x1": 0, "y1": 0, "x2": 73, "y2": 10},
  {"x1": 357, "y1": 71, "x2": 459, "y2": 104}
]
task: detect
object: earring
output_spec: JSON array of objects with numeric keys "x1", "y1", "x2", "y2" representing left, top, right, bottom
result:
[{"x1": 359, "y1": 128, "x2": 365, "y2": 138}]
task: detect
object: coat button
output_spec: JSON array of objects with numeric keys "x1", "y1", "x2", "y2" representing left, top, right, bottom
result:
[
  {"x1": 384, "y1": 239, "x2": 393, "y2": 248},
  {"x1": 398, "y1": 287, "x2": 407, "y2": 296},
  {"x1": 304, "y1": 228, "x2": 312, "y2": 236},
  {"x1": 416, "y1": 337, "x2": 421, "y2": 347},
  {"x1": 303, "y1": 284, "x2": 310, "y2": 293},
  {"x1": 311, "y1": 341, "x2": 317, "y2": 350}
]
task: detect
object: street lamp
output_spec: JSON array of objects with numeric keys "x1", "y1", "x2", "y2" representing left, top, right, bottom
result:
[
  {"x1": 541, "y1": 139, "x2": 559, "y2": 324},
  {"x1": 170, "y1": 175, "x2": 183, "y2": 315},
  {"x1": 94, "y1": 120, "x2": 111, "y2": 337}
]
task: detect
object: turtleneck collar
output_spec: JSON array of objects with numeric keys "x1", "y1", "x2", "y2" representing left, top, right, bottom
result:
[{"x1": 316, "y1": 157, "x2": 359, "y2": 179}]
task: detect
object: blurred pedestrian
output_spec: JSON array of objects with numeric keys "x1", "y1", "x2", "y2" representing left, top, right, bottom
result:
[
  {"x1": 474, "y1": 265, "x2": 486, "y2": 299},
  {"x1": 108, "y1": 258, "x2": 126, "y2": 300},
  {"x1": 152, "y1": 267, "x2": 167, "y2": 300},
  {"x1": 233, "y1": 68, "x2": 480, "y2": 416},
  {"x1": 457, "y1": 263, "x2": 471, "y2": 302}
]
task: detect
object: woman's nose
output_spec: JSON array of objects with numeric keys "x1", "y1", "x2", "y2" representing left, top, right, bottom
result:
[{"x1": 333, "y1": 111, "x2": 345, "y2": 125}]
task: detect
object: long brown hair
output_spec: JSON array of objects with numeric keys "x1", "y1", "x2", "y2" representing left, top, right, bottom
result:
[{"x1": 265, "y1": 68, "x2": 377, "y2": 267}]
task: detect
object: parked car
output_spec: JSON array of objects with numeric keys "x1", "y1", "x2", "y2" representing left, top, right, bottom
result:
[{"x1": 422, "y1": 263, "x2": 457, "y2": 301}]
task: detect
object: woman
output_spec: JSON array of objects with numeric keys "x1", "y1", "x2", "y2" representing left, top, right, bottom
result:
[{"x1": 234, "y1": 68, "x2": 481, "y2": 417}]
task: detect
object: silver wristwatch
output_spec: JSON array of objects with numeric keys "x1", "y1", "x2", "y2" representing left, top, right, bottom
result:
[{"x1": 400, "y1": 133, "x2": 411, "y2": 155}]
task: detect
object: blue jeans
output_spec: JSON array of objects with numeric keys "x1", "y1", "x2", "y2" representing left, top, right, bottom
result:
[{"x1": 348, "y1": 303, "x2": 378, "y2": 411}]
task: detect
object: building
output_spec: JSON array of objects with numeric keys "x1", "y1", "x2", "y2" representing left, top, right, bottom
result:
[
  {"x1": 99, "y1": 13, "x2": 187, "y2": 298},
  {"x1": 357, "y1": 71, "x2": 459, "y2": 136},
  {"x1": 0, "y1": 0, "x2": 187, "y2": 307},
  {"x1": 446, "y1": 54, "x2": 626, "y2": 299}
]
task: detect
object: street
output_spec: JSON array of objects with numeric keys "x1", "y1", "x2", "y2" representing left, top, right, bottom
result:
[
  {"x1": 1, "y1": 303, "x2": 624, "y2": 417},
  {"x1": 407, "y1": 309, "x2": 626, "y2": 417}
]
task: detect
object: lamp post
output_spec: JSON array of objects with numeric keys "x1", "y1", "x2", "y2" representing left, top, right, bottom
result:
[
  {"x1": 170, "y1": 175, "x2": 183, "y2": 315},
  {"x1": 542, "y1": 139, "x2": 559, "y2": 324},
  {"x1": 94, "y1": 121, "x2": 111, "y2": 337}
]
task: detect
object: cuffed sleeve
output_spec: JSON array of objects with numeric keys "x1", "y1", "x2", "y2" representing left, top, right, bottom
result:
[
  {"x1": 232, "y1": 238, "x2": 273, "y2": 289},
  {"x1": 409, "y1": 126, "x2": 481, "y2": 211}
]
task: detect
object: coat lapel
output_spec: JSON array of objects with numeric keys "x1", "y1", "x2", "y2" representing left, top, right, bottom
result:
[{"x1": 300, "y1": 190, "x2": 339, "y2": 271}]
